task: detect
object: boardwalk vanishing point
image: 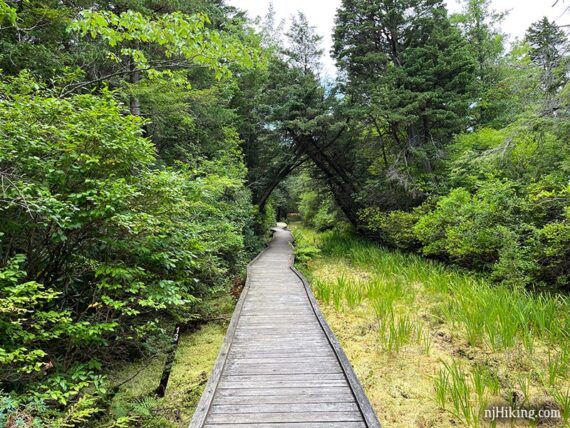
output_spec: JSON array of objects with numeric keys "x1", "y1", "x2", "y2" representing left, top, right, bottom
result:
[{"x1": 190, "y1": 225, "x2": 381, "y2": 427}]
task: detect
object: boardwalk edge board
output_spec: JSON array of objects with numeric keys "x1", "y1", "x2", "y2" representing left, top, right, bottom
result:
[
  {"x1": 189, "y1": 236, "x2": 274, "y2": 428},
  {"x1": 290, "y1": 264, "x2": 382, "y2": 428}
]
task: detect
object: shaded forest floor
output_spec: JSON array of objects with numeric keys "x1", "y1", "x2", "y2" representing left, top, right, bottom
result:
[
  {"x1": 96, "y1": 297, "x2": 234, "y2": 427},
  {"x1": 292, "y1": 224, "x2": 570, "y2": 427}
]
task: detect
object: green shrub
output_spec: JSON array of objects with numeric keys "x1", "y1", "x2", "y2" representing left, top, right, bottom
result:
[
  {"x1": 411, "y1": 175, "x2": 568, "y2": 288},
  {"x1": 415, "y1": 188, "x2": 496, "y2": 266},
  {"x1": 414, "y1": 181, "x2": 533, "y2": 268},
  {"x1": 360, "y1": 207, "x2": 424, "y2": 250},
  {"x1": 0, "y1": 255, "x2": 73, "y2": 383},
  {"x1": 490, "y1": 227, "x2": 540, "y2": 288},
  {"x1": 537, "y1": 209, "x2": 570, "y2": 289},
  {"x1": 298, "y1": 190, "x2": 338, "y2": 231},
  {"x1": 0, "y1": 74, "x2": 253, "y2": 423},
  {"x1": 291, "y1": 227, "x2": 322, "y2": 264}
]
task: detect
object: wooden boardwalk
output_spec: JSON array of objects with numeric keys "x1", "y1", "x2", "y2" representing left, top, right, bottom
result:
[{"x1": 190, "y1": 226, "x2": 381, "y2": 428}]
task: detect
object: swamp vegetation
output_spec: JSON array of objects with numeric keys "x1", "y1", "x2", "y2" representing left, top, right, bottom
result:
[
  {"x1": 0, "y1": 0, "x2": 569, "y2": 426},
  {"x1": 293, "y1": 225, "x2": 570, "y2": 427}
]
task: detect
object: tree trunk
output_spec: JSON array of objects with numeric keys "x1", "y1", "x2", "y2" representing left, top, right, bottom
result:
[
  {"x1": 129, "y1": 66, "x2": 141, "y2": 116},
  {"x1": 155, "y1": 325, "x2": 180, "y2": 397},
  {"x1": 256, "y1": 156, "x2": 307, "y2": 211},
  {"x1": 293, "y1": 135, "x2": 362, "y2": 226}
]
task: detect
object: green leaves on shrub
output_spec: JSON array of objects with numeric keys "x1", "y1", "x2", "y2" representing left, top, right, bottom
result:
[{"x1": 0, "y1": 73, "x2": 254, "y2": 422}]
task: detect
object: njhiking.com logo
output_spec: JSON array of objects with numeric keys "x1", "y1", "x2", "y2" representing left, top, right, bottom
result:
[{"x1": 484, "y1": 403, "x2": 562, "y2": 423}]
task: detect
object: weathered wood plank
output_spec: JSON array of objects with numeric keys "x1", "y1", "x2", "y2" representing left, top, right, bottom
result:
[
  {"x1": 225, "y1": 366, "x2": 342, "y2": 376},
  {"x1": 228, "y1": 346, "x2": 329, "y2": 353},
  {"x1": 291, "y1": 265, "x2": 382, "y2": 428},
  {"x1": 228, "y1": 352, "x2": 336, "y2": 359},
  {"x1": 217, "y1": 381, "x2": 349, "y2": 390},
  {"x1": 212, "y1": 392, "x2": 354, "y2": 405},
  {"x1": 189, "y1": 226, "x2": 380, "y2": 428},
  {"x1": 210, "y1": 402, "x2": 360, "y2": 414},
  {"x1": 224, "y1": 361, "x2": 343, "y2": 374},
  {"x1": 214, "y1": 386, "x2": 354, "y2": 397},
  {"x1": 204, "y1": 423, "x2": 366, "y2": 428},
  {"x1": 189, "y1": 241, "x2": 273, "y2": 428},
  {"x1": 232, "y1": 336, "x2": 328, "y2": 342},
  {"x1": 220, "y1": 372, "x2": 347, "y2": 379},
  {"x1": 233, "y1": 331, "x2": 324, "y2": 336},
  {"x1": 227, "y1": 356, "x2": 338, "y2": 365},
  {"x1": 206, "y1": 411, "x2": 364, "y2": 424}
]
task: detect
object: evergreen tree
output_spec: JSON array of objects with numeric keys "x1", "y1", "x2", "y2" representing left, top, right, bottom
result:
[
  {"x1": 283, "y1": 11, "x2": 324, "y2": 76},
  {"x1": 244, "y1": 13, "x2": 361, "y2": 224},
  {"x1": 454, "y1": 0, "x2": 506, "y2": 125},
  {"x1": 259, "y1": 2, "x2": 285, "y2": 49},
  {"x1": 526, "y1": 17, "x2": 568, "y2": 106},
  {"x1": 456, "y1": 0, "x2": 504, "y2": 78},
  {"x1": 333, "y1": 0, "x2": 476, "y2": 208}
]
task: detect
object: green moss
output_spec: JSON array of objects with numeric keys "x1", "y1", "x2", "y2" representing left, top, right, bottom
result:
[{"x1": 98, "y1": 322, "x2": 228, "y2": 427}]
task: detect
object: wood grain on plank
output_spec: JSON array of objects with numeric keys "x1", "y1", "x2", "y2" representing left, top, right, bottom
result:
[
  {"x1": 204, "y1": 423, "x2": 366, "y2": 428},
  {"x1": 206, "y1": 411, "x2": 364, "y2": 424}
]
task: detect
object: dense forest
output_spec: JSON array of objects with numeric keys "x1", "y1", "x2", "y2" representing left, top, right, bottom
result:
[{"x1": 0, "y1": 0, "x2": 568, "y2": 426}]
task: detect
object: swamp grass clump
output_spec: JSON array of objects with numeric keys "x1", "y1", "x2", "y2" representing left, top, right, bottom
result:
[{"x1": 293, "y1": 225, "x2": 570, "y2": 427}]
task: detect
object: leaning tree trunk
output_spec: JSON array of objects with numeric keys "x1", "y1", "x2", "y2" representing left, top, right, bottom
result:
[
  {"x1": 256, "y1": 155, "x2": 308, "y2": 212},
  {"x1": 294, "y1": 135, "x2": 362, "y2": 226}
]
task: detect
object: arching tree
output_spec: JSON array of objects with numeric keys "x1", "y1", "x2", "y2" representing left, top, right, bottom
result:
[{"x1": 239, "y1": 10, "x2": 362, "y2": 224}]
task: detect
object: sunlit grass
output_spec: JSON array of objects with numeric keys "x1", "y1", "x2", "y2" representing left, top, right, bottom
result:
[
  {"x1": 292, "y1": 225, "x2": 570, "y2": 427},
  {"x1": 300, "y1": 229, "x2": 570, "y2": 351}
]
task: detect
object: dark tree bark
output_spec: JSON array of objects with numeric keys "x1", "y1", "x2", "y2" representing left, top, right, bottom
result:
[
  {"x1": 292, "y1": 134, "x2": 362, "y2": 226},
  {"x1": 155, "y1": 325, "x2": 180, "y2": 397}
]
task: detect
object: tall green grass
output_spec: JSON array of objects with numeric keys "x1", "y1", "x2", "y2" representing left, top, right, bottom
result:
[
  {"x1": 294, "y1": 227, "x2": 570, "y2": 423},
  {"x1": 551, "y1": 387, "x2": 570, "y2": 423},
  {"x1": 434, "y1": 361, "x2": 501, "y2": 427},
  {"x1": 378, "y1": 313, "x2": 416, "y2": 353},
  {"x1": 309, "y1": 231, "x2": 570, "y2": 352}
]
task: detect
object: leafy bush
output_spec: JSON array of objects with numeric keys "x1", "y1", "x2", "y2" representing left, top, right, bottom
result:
[
  {"x1": 0, "y1": 74, "x2": 253, "y2": 423},
  {"x1": 0, "y1": 255, "x2": 72, "y2": 383},
  {"x1": 412, "y1": 181, "x2": 546, "y2": 284},
  {"x1": 414, "y1": 185, "x2": 507, "y2": 267},
  {"x1": 361, "y1": 150, "x2": 568, "y2": 290},
  {"x1": 298, "y1": 190, "x2": 338, "y2": 231},
  {"x1": 536, "y1": 202, "x2": 570, "y2": 289},
  {"x1": 291, "y1": 227, "x2": 322, "y2": 264},
  {"x1": 360, "y1": 207, "x2": 424, "y2": 251}
]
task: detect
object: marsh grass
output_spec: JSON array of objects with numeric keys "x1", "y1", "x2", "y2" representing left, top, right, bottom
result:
[
  {"x1": 436, "y1": 361, "x2": 481, "y2": 426},
  {"x1": 314, "y1": 230, "x2": 570, "y2": 350},
  {"x1": 545, "y1": 349, "x2": 570, "y2": 387},
  {"x1": 434, "y1": 361, "x2": 505, "y2": 427},
  {"x1": 551, "y1": 387, "x2": 570, "y2": 423},
  {"x1": 293, "y1": 225, "x2": 570, "y2": 427},
  {"x1": 377, "y1": 313, "x2": 416, "y2": 353}
]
